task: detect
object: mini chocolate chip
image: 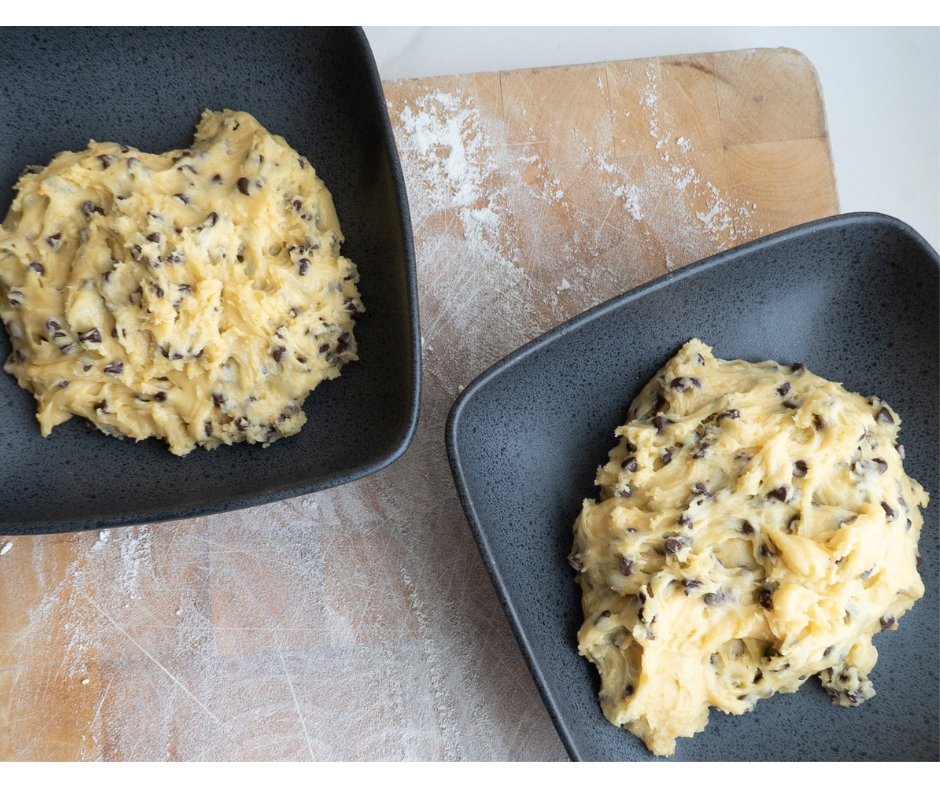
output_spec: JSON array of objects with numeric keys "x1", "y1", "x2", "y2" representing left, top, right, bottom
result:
[
  {"x1": 704, "y1": 591, "x2": 725, "y2": 606},
  {"x1": 678, "y1": 514, "x2": 693, "y2": 529},
  {"x1": 237, "y1": 177, "x2": 250, "y2": 195},
  {"x1": 175, "y1": 193, "x2": 190, "y2": 204},
  {"x1": 693, "y1": 442, "x2": 709, "y2": 460},
  {"x1": 624, "y1": 441, "x2": 637, "y2": 453},
  {"x1": 859, "y1": 568, "x2": 874, "y2": 580},
  {"x1": 179, "y1": 164, "x2": 197, "y2": 174},
  {"x1": 777, "y1": 381, "x2": 791, "y2": 396},
  {"x1": 78, "y1": 328, "x2": 101, "y2": 344},
  {"x1": 769, "y1": 486, "x2": 789, "y2": 502},
  {"x1": 617, "y1": 485, "x2": 633, "y2": 498},
  {"x1": 670, "y1": 376, "x2": 699, "y2": 392},
  {"x1": 212, "y1": 393, "x2": 225, "y2": 407},
  {"x1": 759, "y1": 590, "x2": 773, "y2": 609},
  {"x1": 171, "y1": 352, "x2": 183, "y2": 360},
  {"x1": 28, "y1": 261, "x2": 45, "y2": 275},
  {"x1": 153, "y1": 284, "x2": 164, "y2": 298},
  {"x1": 814, "y1": 414, "x2": 826, "y2": 430},
  {"x1": 636, "y1": 589, "x2": 647, "y2": 604},
  {"x1": 783, "y1": 399, "x2": 799, "y2": 409},
  {"x1": 154, "y1": 391, "x2": 167, "y2": 402},
  {"x1": 881, "y1": 502, "x2": 898, "y2": 520},
  {"x1": 895, "y1": 443, "x2": 905, "y2": 459},
  {"x1": 57, "y1": 380, "x2": 69, "y2": 388},
  {"x1": 791, "y1": 362, "x2": 806, "y2": 374},
  {"x1": 917, "y1": 553, "x2": 923, "y2": 567},
  {"x1": 336, "y1": 333, "x2": 352, "y2": 354},
  {"x1": 273, "y1": 346, "x2": 286, "y2": 363},
  {"x1": 794, "y1": 460, "x2": 808, "y2": 477},
  {"x1": 46, "y1": 319, "x2": 60, "y2": 331},
  {"x1": 651, "y1": 391, "x2": 666, "y2": 412},
  {"x1": 46, "y1": 233, "x2": 61, "y2": 247},
  {"x1": 624, "y1": 684, "x2": 635, "y2": 696},
  {"x1": 741, "y1": 520, "x2": 754, "y2": 534},
  {"x1": 233, "y1": 416, "x2": 249, "y2": 431},
  {"x1": 98, "y1": 154, "x2": 117, "y2": 168},
  {"x1": 621, "y1": 457, "x2": 638, "y2": 472},
  {"x1": 103, "y1": 361, "x2": 123, "y2": 375},
  {"x1": 298, "y1": 258, "x2": 310, "y2": 276},
  {"x1": 696, "y1": 353, "x2": 705, "y2": 365},
  {"x1": 146, "y1": 233, "x2": 161, "y2": 243},
  {"x1": 21, "y1": 164, "x2": 43, "y2": 175},
  {"x1": 318, "y1": 343, "x2": 330, "y2": 354},
  {"x1": 823, "y1": 646, "x2": 833, "y2": 658},
  {"x1": 93, "y1": 400, "x2": 107, "y2": 412},
  {"x1": 665, "y1": 536, "x2": 690, "y2": 554},
  {"x1": 717, "y1": 408, "x2": 740, "y2": 421},
  {"x1": 567, "y1": 554, "x2": 583, "y2": 571},
  {"x1": 205, "y1": 421, "x2": 213, "y2": 437},
  {"x1": 880, "y1": 614, "x2": 895, "y2": 630},
  {"x1": 296, "y1": 356, "x2": 306, "y2": 364},
  {"x1": 680, "y1": 579, "x2": 703, "y2": 594},
  {"x1": 788, "y1": 515, "x2": 801, "y2": 532},
  {"x1": 876, "y1": 407, "x2": 894, "y2": 424},
  {"x1": 691, "y1": 482, "x2": 710, "y2": 497},
  {"x1": 760, "y1": 543, "x2": 776, "y2": 558},
  {"x1": 661, "y1": 450, "x2": 672, "y2": 465},
  {"x1": 619, "y1": 556, "x2": 635, "y2": 576}
]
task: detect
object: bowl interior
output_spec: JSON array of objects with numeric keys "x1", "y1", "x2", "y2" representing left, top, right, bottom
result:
[
  {"x1": 448, "y1": 213, "x2": 939, "y2": 761},
  {"x1": 0, "y1": 27, "x2": 418, "y2": 534}
]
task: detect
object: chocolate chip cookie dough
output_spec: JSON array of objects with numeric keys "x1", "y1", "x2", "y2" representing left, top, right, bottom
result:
[
  {"x1": 0, "y1": 110, "x2": 364, "y2": 455},
  {"x1": 570, "y1": 339, "x2": 928, "y2": 757}
]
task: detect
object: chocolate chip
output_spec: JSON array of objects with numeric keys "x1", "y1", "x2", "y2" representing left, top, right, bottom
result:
[
  {"x1": 769, "y1": 486, "x2": 789, "y2": 502},
  {"x1": 777, "y1": 381, "x2": 791, "y2": 396},
  {"x1": 895, "y1": 443, "x2": 906, "y2": 459},
  {"x1": 823, "y1": 646, "x2": 833, "y2": 658},
  {"x1": 336, "y1": 333, "x2": 351, "y2": 354},
  {"x1": 204, "y1": 421, "x2": 214, "y2": 437},
  {"x1": 624, "y1": 684, "x2": 635, "y2": 696},
  {"x1": 742, "y1": 520, "x2": 754, "y2": 534},
  {"x1": 273, "y1": 346, "x2": 286, "y2": 363},
  {"x1": 678, "y1": 514, "x2": 693, "y2": 529},
  {"x1": 624, "y1": 440, "x2": 637, "y2": 453},
  {"x1": 879, "y1": 614, "x2": 895, "y2": 630},
  {"x1": 298, "y1": 258, "x2": 310, "y2": 276},
  {"x1": 791, "y1": 362, "x2": 806, "y2": 374},
  {"x1": 814, "y1": 414, "x2": 826, "y2": 430},
  {"x1": 178, "y1": 164, "x2": 197, "y2": 174},
  {"x1": 617, "y1": 485, "x2": 633, "y2": 498},
  {"x1": 97, "y1": 154, "x2": 117, "y2": 169},
  {"x1": 212, "y1": 173, "x2": 222, "y2": 183},
  {"x1": 103, "y1": 361, "x2": 123, "y2": 375},
  {"x1": 696, "y1": 353, "x2": 705, "y2": 365},
  {"x1": 212, "y1": 393, "x2": 225, "y2": 407},
  {"x1": 154, "y1": 391, "x2": 167, "y2": 402},
  {"x1": 93, "y1": 400, "x2": 107, "y2": 412},
  {"x1": 237, "y1": 177, "x2": 250, "y2": 195},
  {"x1": 788, "y1": 515, "x2": 801, "y2": 532},
  {"x1": 794, "y1": 460, "x2": 808, "y2": 477},
  {"x1": 619, "y1": 557, "x2": 635, "y2": 576},
  {"x1": 680, "y1": 579, "x2": 703, "y2": 594},
  {"x1": 704, "y1": 591, "x2": 725, "y2": 606},
  {"x1": 146, "y1": 233, "x2": 161, "y2": 244},
  {"x1": 46, "y1": 233, "x2": 62, "y2": 248},
  {"x1": 21, "y1": 164, "x2": 42, "y2": 175},
  {"x1": 717, "y1": 408, "x2": 739, "y2": 421},
  {"x1": 916, "y1": 552, "x2": 923, "y2": 567},
  {"x1": 670, "y1": 376, "x2": 700, "y2": 392},
  {"x1": 760, "y1": 543, "x2": 776, "y2": 558},
  {"x1": 153, "y1": 284, "x2": 164, "y2": 298},
  {"x1": 621, "y1": 457, "x2": 638, "y2": 472},
  {"x1": 661, "y1": 450, "x2": 672, "y2": 465},
  {"x1": 783, "y1": 399, "x2": 799, "y2": 409},
  {"x1": 235, "y1": 416, "x2": 249, "y2": 431},
  {"x1": 82, "y1": 364, "x2": 91, "y2": 372},
  {"x1": 759, "y1": 590, "x2": 773, "y2": 609},
  {"x1": 174, "y1": 193, "x2": 190, "y2": 204},
  {"x1": 206, "y1": 211, "x2": 219, "y2": 227},
  {"x1": 691, "y1": 482, "x2": 709, "y2": 497},
  {"x1": 78, "y1": 328, "x2": 101, "y2": 344},
  {"x1": 651, "y1": 391, "x2": 665, "y2": 412},
  {"x1": 293, "y1": 199, "x2": 302, "y2": 210},
  {"x1": 881, "y1": 502, "x2": 898, "y2": 521},
  {"x1": 28, "y1": 261, "x2": 45, "y2": 275},
  {"x1": 318, "y1": 343, "x2": 330, "y2": 354},
  {"x1": 876, "y1": 407, "x2": 894, "y2": 424},
  {"x1": 693, "y1": 442, "x2": 709, "y2": 460},
  {"x1": 665, "y1": 536, "x2": 690, "y2": 554},
  {"x1": 567, "y1": 554, "x2": 583, "y2": 571}
]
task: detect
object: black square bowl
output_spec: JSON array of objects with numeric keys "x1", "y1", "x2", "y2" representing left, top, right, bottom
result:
[
  {"x1": 446, "y1": 213, "x2": 939, "y2": 761},
  {"x1": 0, "y1": 28, "x2": 419, "y2": 535}
]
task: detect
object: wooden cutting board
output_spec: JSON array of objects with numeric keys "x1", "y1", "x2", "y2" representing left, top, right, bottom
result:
[{"x1": 0, "y1": 48, "x2": 837, "y2": 761}]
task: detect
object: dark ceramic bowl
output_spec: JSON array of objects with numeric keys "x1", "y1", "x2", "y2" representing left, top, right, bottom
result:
[
  {"x1": 0, "y1": 28, "x2": 419, "y2": 535},
  {"x1": 446, "y1": 213, "x2": 939, "y2": 761}
]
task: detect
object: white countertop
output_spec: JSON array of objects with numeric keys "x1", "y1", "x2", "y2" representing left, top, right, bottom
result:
[{"x1": 364, "y1": 26, "x2": 939, "y2": 251}]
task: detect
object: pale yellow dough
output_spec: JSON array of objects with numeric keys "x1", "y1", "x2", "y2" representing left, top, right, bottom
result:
[
  {"x1": 0, "y1": 110, "x2": 363, "y2": 455},
  {"x1": 570, "y1": 339, "x2": 928, "y2": 756}
]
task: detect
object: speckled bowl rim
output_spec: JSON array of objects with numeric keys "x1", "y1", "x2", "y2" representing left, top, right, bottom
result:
[{"x1": 445, "y1": 211, "x2": 939, "y2": 761}]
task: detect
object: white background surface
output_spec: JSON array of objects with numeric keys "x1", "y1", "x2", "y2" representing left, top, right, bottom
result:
[{"x1": 364, "y1": 26, "x2": 939, "y2": 251}]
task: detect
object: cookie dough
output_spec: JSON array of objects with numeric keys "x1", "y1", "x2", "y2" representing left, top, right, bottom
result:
[
  {"x1": 0, "y1": 109, "x2": 364, "y2": 455},
  {"x1": 570, "y1": 339, "x2": 928, "y2": 756}
]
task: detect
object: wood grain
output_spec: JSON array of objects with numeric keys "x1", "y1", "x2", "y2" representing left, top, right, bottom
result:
[{"x1": 0, "y1": 48, "x2": 838, "y2": 761}]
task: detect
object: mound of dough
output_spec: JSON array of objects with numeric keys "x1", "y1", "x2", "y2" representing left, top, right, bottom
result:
[
  {"x1": 570, "y1": 339, "x2": 928, "y2": 756},
  {"x1": 0, "y1": 110, "x2": 364, "y2": 455}
]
